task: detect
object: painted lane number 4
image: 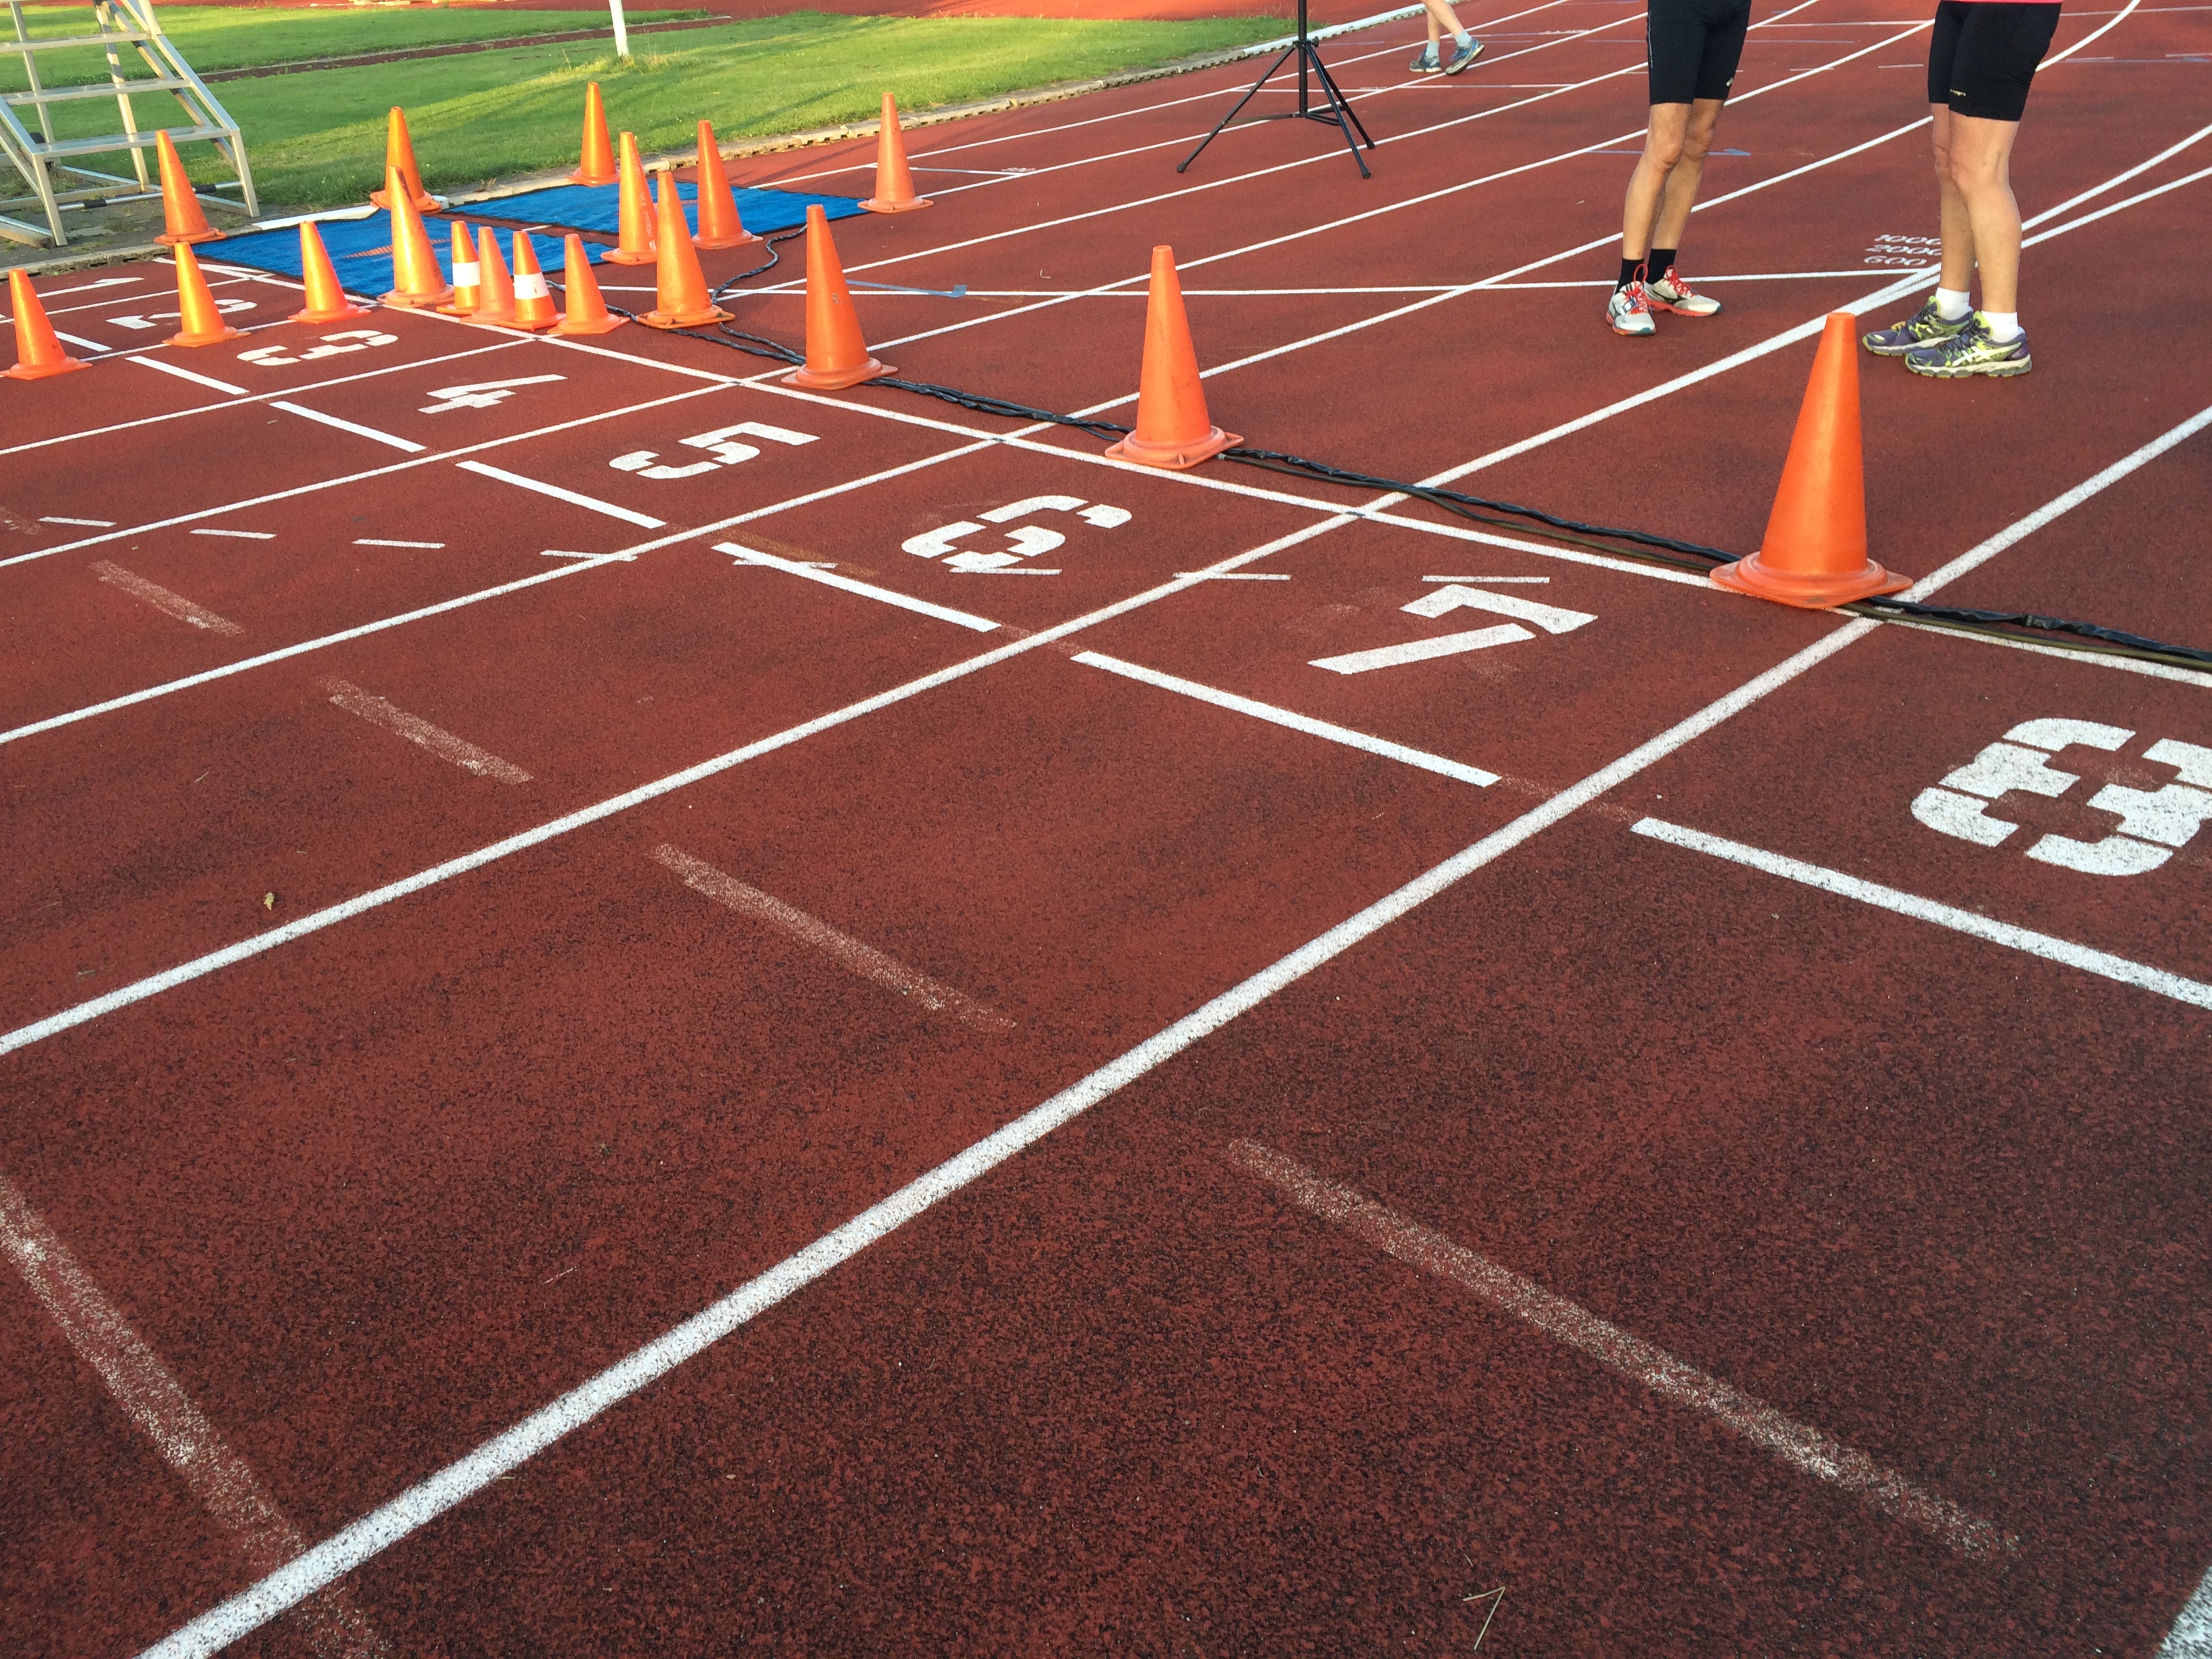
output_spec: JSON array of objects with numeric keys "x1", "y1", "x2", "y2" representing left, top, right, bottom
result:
[
  {"x1": 609, "y1": 421, "x2": 816, "y2": 480},
  {"x1": 1309, "y1": 585, "x2": 1597, "y2": 674},
  {"x1": 903, "y1": 495, "x2": 1131, "y2": 573},
  {"x1": 1912, "y1": 718, "x2": 2212, "y2": 876}
]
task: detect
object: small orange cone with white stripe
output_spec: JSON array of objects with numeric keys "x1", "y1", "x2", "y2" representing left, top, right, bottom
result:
[
  {"x1": 553, "y1": 234, "x2": 625, "y2": 335},
  {"x1": 861, "y1": 94, "x2": 930, "y2": 213},
  {"x1": 691, "y1": 121, "x2": 757, "y2": 249},
  {"x1": 367, "y1": 107, "x2": 436, "y2": 211},
  {"x1": 379, "y1": 165, "x2": 453, "y2": 308},
  {"x1": 605, "y1": 132, "x2": 657, "y2": 264},
  {"x1": 289, "y1": 220, "x2": 370, "y2": 324},
  {"x1": 167, "y1": 243, "x2": 245, "y2": 348},
  {"x1": 509, "y1": 232, "x2": 560, "y2": 331},
  {"x1": 153, "y1": 130, "x2": 222, "y2": 247},
  {"x1": 468, "y1": 225, "x2": 519, "y2": 327},
  {"x1": 438, "y1": 220, "x2": 480, "y2": 316},
  {"x1": 784, "y1": 204, "x2": 892, "y2": 388},
  {"x1": 571, "y1": 81, "x2": 618, "y2": 186},
  {"x1": 1105, "y1": 245, "x2": 1236, "y2": 469},
  {"x1": 5, "y1": 268, "x2": 87, "y2": 380}
]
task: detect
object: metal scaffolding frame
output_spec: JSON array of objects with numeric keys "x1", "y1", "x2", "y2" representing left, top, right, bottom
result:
[{"x1": 1, "y1": 0, "x2": 255, "y2": 247}]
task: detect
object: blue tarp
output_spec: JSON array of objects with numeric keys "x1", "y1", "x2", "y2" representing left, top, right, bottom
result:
[
  {"x1": 210, "y1": 213, "x2": 590, "y2": 300},
  {"x1": 485, "y1": 180, "x2": 866, "y2": 239}
]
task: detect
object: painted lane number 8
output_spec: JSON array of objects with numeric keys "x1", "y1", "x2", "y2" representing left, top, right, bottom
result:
[{"x1": 611, "y1": 421, "x2": 816, "y2": 480}]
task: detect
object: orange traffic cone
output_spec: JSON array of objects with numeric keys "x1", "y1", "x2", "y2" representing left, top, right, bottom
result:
[
  {"x1": 5, "y1": 268, "x2": 87, "y2": 380},
  {"x1": 510, "y1": 232, "x2": 560, "y2": 331},
  {"x1": 638, "y1": 171, "x2": 732, "y2": 329},
  {"x1": 438, "y1": 220, "x2": 480, "y2": 316},
  {"x1": 368, "y1": 107, "x2": 437, "y2": 211},
  {"x1": 289, "y1": 220, "x2": 369, "y2": 324},
  {"x1": 468, "y1": 226, "x2": 520, "y2": 327},
  {"x1": 606, "y1": 132, "x2": 657, "y2": 264},
  {"x1": 152, "y1": 130, "x2": 222, "y2": 247},
  {"x1": 783, "y1": 203, "x2": 892, "y2": 388},
  {"x1": 571, "y1": 81, "x2": 617, "y2": 186},
  {"x1": 166, "y1": 243, "x2": 244, "y2": 348},
  {"x1": 1105, "y1": 245, "x2": 1237, "y2": 470},
  {"x1": 553, "y1": 234, "x2": 625, "y2": 335},
  {"x1": 379, "y1": 166, "x2": 453, "y2": 308},
  {"x1": 691, "y1": 121, "x2": 757, "y2": 250},
  {"x1": 861, "y1": 94, "x2": 930, "y2": 213},
  {"x1": 1709, "y1": 312, "x2": 1911, "y2": 609}
]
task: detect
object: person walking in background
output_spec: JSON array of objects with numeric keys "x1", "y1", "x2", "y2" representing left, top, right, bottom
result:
[
  {"x1": 1605, "y1": 0, "x2": 1748, "y2": 335},
  {"x1": 1410, "y1": 0, "x2": 1485, "y2": 74},
  {"x1": 1860, "y1": 0, "x2": 2060, "y2": 375}
]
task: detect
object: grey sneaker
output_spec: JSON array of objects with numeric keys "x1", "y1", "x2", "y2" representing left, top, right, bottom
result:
[
  {"x1": 1443, "y1": 37, "x2": 1485, "y2": 73},
  {"x1": 1410, "y1": 46, "x2": 1441, "y2": 73},
  {"x1": 1905, "y1": 314, "x2": 2032, "y2": 377},
  {"x1": 1862, "y1": 298, "x2": 1968, "y2": 356}
]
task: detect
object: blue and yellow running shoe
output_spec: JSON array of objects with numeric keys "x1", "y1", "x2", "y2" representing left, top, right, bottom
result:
[
  {"x1": 1862, "y1": 298, "x2": 1968, "y2": 357},
  {"x1": 1905, "y1": 315, "x2": 2032, "y2": 378}
]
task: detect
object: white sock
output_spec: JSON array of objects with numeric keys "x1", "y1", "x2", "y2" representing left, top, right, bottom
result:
[
  {"x1": 1934, "y1": 287, "x2": 1972, "y2": 322},
  {"x1": 1981, "y1": 310, "x2": 2021, "y2": 342}
]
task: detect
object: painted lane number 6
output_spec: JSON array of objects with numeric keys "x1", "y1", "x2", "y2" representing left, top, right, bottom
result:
[{"x1": 610, "y1": 421, "x2": 816, "y2": 480}]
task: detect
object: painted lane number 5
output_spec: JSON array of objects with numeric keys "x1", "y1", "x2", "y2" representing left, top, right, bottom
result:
[{"x1": 610, "y1": 421, "x2": 816, "y2": 480}]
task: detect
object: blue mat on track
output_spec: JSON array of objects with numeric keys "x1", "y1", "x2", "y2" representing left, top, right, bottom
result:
[
  {"x1": 209, "y1": 213, "x2": 597, "y2": 301},
  {"x1": 482, "y1": 181, "x2": 866, "y2": 239}
]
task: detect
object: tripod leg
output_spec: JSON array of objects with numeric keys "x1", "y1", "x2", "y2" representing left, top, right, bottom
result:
[
  {"x1": 1303, "y1": 42, "x2": 1372, "y2": 178},
  {"x1": 1307, "y1": 46, "x2": 1376, "y2": 150},
  {"x1": 1178, "y1": 46, "x2": 1295, "y2": 173}
]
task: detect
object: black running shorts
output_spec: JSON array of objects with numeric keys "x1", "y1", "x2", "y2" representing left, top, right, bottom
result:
[
  {"x1": 1646, "y1": 0, "x2": 1754, "y2": 104},
  {"x1": 1928, "y1": 0, "x2": 2060, "y2": 121}
]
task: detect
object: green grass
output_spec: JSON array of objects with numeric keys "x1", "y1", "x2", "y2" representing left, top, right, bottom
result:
[
  {"x1": 27, "y1": 11, "x2": 1282, "y2": 210},
  {"x1": 0, "y1": 5, "x2": 708, "y2": 85}
]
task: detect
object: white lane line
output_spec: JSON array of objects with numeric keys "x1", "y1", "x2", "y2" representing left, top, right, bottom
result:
[
  {"x1": 22, "y1": 274, "x2": 138, "y2": 299},
  {"x1": 130, "y1": 356, "x2": 247, "y2": 396},
  {"x1": 91, "y1": 562, "x2": 243, "y2": 637},
  {"x1": 541, "y1": 548, "x2": 638, "y2": 561},
  {"x1": 322, "y1": 678, "x2": 531, "y2": 784},
  {"x1": 51, "y1": 329, "x2": 111, "y2": 353},
  {"x1": 1631, "y1": 818, "x2": 2212, "y2": 1010},
  {"x1": 0, "y1": 1174, "x2": 387, "y2": 1659},
  {"x1": 1172, "y1": 571, "x2": 1290, "y2": 579},
  {"x1": 1424, "y1": 575, "x2": 1549, "y2": 583},
  {"x1": 270, "y1": 401, "x2": 426, "y2": 455},
  {"x1": 354, "y1": 539, "x2": 445, "y2": 550},
  {"x1": 1075, "y1": 651, "x2": 1499, "y2": 787},
  {"x1": 1226, "y1": 1139, "x2": 2018, "y2": 1561},
  {"x1": 715, "y1": 539, "x2": 999, "y2": 633},
  {"x1": 129, "y1": 552, "x2": 1875, "y2": 1659},
  {"x1": 41, "y1": 516, "x2": 115, "y2": 527},
  {"x1": 455, "y1": 461, "x2": 667, "y2": 530},
  {"x1": 1311, "y1": 625, "x2": 1534, "y2": 673},
  {"x1": 653, "y1": 844, "x2": 1014, "y2": 1031},
  {"x1": 190, "y1": 528, "x2": 274, "y2": 540},
  {"x1": 2162, "y1": 1570, "x2": 2212, "y2": 1657}
]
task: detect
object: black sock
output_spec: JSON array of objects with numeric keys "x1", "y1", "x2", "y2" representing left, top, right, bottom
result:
[
  {"x1": 1648, "y1": 247, "x2": 1677, "y2": 280},
  {"x1": 1616, "y1": 256, "x2": 1645, "y2": 291}
]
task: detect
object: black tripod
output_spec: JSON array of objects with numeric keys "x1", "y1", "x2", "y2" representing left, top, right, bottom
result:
[{"x1": 1179, "y1": 0, "x2": 1376, "y2": 179}]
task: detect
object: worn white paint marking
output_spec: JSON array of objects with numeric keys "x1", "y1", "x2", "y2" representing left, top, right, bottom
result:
[
  {"x1": 92, "y1": 562, "x2": 243, "y2": 636},
  {"x1": 456, "y1": 460, "x2": 667, "y2": 529},
  {"x1": 1172, "y1": 571, "x2": 1291, "y2": 580},
  {"x1": 189, "y1": 528, "x2": 275, "y2": 540},
  {"x1": 270, "y1": 401, "x2": 426, "y2": 454},
  {"x1": 1226, "y1": 1139, "x2": 2018, "y2": 1561},
  {"x1": 715, "y1": 540, "x2": 999, "y2": 632},
  {"x1": 653, "y1": 845, "x2": 1013, "y2": 1030},
  {"x1": 1311, "y1": 624, "x2": 1534, "y2": 674},
  {"x1": 41, "y1": 516, "x2": 115, "y2": 527},
  {"x1": 1633, "y1": 818, "x2": 2212, "y2": 1010},
  {"x1": 129, "y1": 355, "x2": 247, "y2": 396},
  {"x1": 1423, "y1": 575, "x2": 1550, "y2": 584},
  {"x1": 0, "y1": 1174, "x2": 388, "y2": 1659},
  {"x1": 353, "y1": 539, "x2": 444, "y2": 550},
  {"x1": 541, "y1": 548, "x2": 637, "y2": 561},
  {"x1": 2161, "y1": 1568, "x2": 2212, "y2": 1657},
  {"x1": 322, "y1": 678, "x2": 531, "y2": 783},
  {"x1": 1075, "y1": 651, "x2": 1498, "y2": 787}
]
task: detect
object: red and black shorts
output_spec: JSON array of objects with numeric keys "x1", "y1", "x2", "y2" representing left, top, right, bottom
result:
[{"x1": 1929, "y1": 0, "x2": 2061, "y2": 121}]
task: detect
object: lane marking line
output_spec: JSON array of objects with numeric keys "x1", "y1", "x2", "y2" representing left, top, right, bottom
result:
[
  {"x1": 41, "y1": 516, "x2": 115, "y2": 527},
  {"x1": 653, "y1": 844, "x2": 1014, "y2": 1030},
  {"x1": 270, "y1": 401, "x2": 426, "y2": 455},
  {"x1": 1631, "y1": 818, "x2": 2212, "y2": 1010},
  {"x1": 91, "y1": 562, "x2": 243, "y2": 637},
  {"x1": 2160, "y1": 1570, "x2": 2212, "y2": 1656},
  {"x1": 189, "y1": 529, "x2": 274, "y2": 540},
  {"x1": 0, "y1": 1174, "x2": 388, "y2": 1659},
  {"x1": 1311, "y1": 624, "x2": 1534, "y2": 673},
  {"x1": 129, "y1": 356, "x2": 247, "y2": 396},
  {"x1": 1172, "y1": 571, "x2": 1290, "y2": 579},
  {"x1": 1225, "y1": 1139, "x2": 2018, "y2": 1561},
  {"x1": 353, "y1": 539, "x2": 444, "y2": 550},
  {"x1": 1425, "y1": 575, "x2": 1549, "y2": 583},
  {"x1": 455, "y1": 460, "x2": 667, "y2": 529},
  {"x1": 52, "y1": 329, "x2": 112, "y2": 353},
  {"x1": 1075, "y1": 651, "x2": 1499, "y2": 787},
  {"x1": 541, "y1": 548, "x2": 637, "y2": 561},
  {"x1": 322, "y1": 678, "x2": 531, "y2": 784},
  {"x1": 714, "y1": 539, "x2": 999, "y2": 632}
]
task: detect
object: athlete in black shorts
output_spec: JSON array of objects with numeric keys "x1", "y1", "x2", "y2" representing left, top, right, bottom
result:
[
  {"x1": 1862, "y1": 0, "x2": 2060, "y2": 375},
  {"x1": 1607, "y1": 0, "x2": 1751, "y2": 335}
]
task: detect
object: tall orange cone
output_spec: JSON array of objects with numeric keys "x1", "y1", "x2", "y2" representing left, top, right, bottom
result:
[
  {"x1": 167, "y1": 243, "x2": 244, "y2": 347},
  {"x1": 1709, "y1": 312, "x2": 1911, "y2": 609},
  {"x1": 1105, "y1": 245, "x2": 1236, "y2": 470},
  {"x1": 638, "y1": 171, "x2": 732, "y2": 329},
  {"x1": 571, "y1": 81, "x2": 617, "y2": 186},
  {"x1": 861, "y1": 93, "x2": 930, "y2": 213},
  {"x1": 367, "y1": 107, "x2": 436, "y2": 210},
  {"x1": 553, "y1": 233, "x2": 625, "y2": 335},
  {"x1": 437, "y1": 220, "x2": 480, "y2": 316},
  {"x1": 783, "y1": 203, "x2": 892, "y2": 388},
  {"x1": 509, "y1": 232, "x2": 560, "y2": 331},
  {"x1": 691, "y1": 121, "x2": 757, "y2": 250},
  {"x1": 152, "y1": 130, "x2": 222, "y2": 247},
  {"x1": 289, "y1": 220, "x2": 370, "y2": 324},
  {"x1": 5, "y1": 268, "x2": 87, "y2": 380},
  {"x1": 468, "y1": 225, "x2": 520, "y2": 327},
  {"x1": 605, "y1": 132, "x2": 657, "y2": 264},
  {"x1": 379, "y1": 166, "x2": 453, "y2": 308}
]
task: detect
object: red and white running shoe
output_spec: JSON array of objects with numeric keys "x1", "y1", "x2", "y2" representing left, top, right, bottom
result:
[
  {"x1": 1646, "y1": 266, "x2": 1721, "y2": 317},
  {"x1": 1606, "y1": 280, "x2": 1656, "y2": 337}
]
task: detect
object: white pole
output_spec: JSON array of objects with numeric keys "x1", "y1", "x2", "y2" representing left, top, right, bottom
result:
[{"x1": 609, "y1": 0, "x2": 630, "y2": 60}]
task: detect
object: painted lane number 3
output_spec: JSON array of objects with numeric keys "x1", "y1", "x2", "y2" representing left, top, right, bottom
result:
[
  {"x1": 610, "y1": 421, "x2": 816, "y2": 480},
  {"x1": 901, "y1": 495, "x2": 1131, "y2": 573}
]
